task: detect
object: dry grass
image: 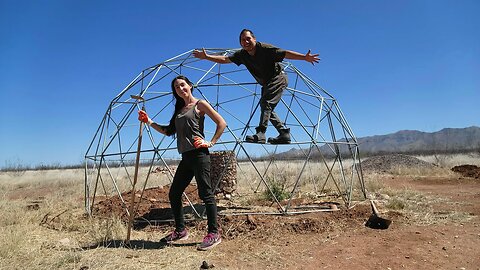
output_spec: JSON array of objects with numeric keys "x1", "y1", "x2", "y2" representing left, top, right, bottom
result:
[
  {"x1": 359, "y1": 153, "x2": 477, "y2": 225},
  {"x1": 0, "y1": 168, "x2": 228, "y2": 269},
  {"x1": 387, "y1": 164, "x2": 454, "y2": 177},
  {"x1": 0, "y1": 153, "x2": 474, "y2": 269},
  {"x1": 365, "y1": 183, "x2": 474, "y2": 227}
]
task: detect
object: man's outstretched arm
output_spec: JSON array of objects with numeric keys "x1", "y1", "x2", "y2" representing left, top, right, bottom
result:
[
  {"x1": 193, "y1": 48, "x2": 232, "y2": 64},
  {"x1": 285, "y1": 49, "x2": 320, "y2": 65}
]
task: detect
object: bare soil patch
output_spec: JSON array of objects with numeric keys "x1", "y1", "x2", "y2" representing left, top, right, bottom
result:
[
  {"x1": 5, "y1": 159, "x2": 479, "y2": 269},
  {"x1": 92, "y1": 185, "x2": 200, "y2": 222},
  {"x1": 211, "y1": 173, "x2": 480, "y2": 270},
  {"x1": 86, "y1": 162, "x2": 480, "y2": 269}
]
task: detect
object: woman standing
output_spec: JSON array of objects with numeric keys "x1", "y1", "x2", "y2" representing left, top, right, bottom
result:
[{"x1": 138, "y1": 75, "x2": 226, "y2": 250}]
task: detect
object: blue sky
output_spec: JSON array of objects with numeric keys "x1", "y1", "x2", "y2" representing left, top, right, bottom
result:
[{"x1": 1, "y1": 0, "x2": 479, "y2": 166}]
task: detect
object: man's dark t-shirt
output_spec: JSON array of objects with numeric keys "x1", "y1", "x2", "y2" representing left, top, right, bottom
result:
[{"x1": 229, "y1": 42, "x2": 286, "y2": 87}]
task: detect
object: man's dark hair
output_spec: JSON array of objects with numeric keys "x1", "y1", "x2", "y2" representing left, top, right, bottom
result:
[{"x1": 239, "y1": 29, "x2": 255, "y2": 42}]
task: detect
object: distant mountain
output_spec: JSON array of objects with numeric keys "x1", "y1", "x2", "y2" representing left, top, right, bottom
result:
[
  {"x1": 276, "y1": 126, "x2": 480, "y2": 159},
  {"x1": 357, "y1": 126, "x2": 480, "y2": 155}
]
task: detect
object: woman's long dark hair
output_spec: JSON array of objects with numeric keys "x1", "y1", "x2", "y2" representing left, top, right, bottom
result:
[{"x1": 163, "y1": 75, "x2": 194, "y2": 136}]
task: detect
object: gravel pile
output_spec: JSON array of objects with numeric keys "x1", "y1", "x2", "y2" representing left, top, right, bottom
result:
[{"x1": 362, "y1": 154, "x2": 437, "y2": 173}]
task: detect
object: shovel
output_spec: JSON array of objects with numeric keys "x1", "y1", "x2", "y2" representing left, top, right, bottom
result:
[
  {"x1": 365, "y1": 200, "x2": 392, "y2": 229},
  {"x1": 126, "y1": 95, "x2": 146, "y2": 244}
]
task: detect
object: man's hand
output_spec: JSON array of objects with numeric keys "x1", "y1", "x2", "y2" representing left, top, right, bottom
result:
[
  {"x1": 138, "y1": 110, "x2": 153, "y2": 125},
  {"x1": 305, "y1": 50, "x2": 320, "y2": 65},
  {"x1": 193, "y1": 48, "x2": 207, "y2": 59},
  {"x1": 193, "y1": 136, "x2": 213, "y2": 148}
]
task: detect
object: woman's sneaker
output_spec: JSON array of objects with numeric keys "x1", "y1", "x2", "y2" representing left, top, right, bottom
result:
[
  {"x1": 160, "y1": 229, "x2": 188, "y2": 243},
  {"x1": 197, "y1": 232, "x2": 222, "y2": 251}
]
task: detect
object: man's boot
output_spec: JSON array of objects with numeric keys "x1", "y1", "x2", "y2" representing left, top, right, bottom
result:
[
  {"x1": 245, "y1": 127, "x2": 266, "y2": 143},
  {"x1": 268, "y1": 128, "x2": 291, "y2": 144}
]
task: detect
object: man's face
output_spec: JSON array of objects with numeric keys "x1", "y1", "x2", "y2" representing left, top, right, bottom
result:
[{"x1": 240, "y1": 31, "x2": 256, "y2": 53}]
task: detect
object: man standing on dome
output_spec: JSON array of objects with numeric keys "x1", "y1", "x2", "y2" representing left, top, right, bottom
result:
[{"x1": 193, "y1": 28, "x2": 320, "y2": 144}]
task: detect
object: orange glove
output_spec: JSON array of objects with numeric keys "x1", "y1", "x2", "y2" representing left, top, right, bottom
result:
[
  {"x1": 138, "y1": 110, "x2": 153, "y2": 125},
  {"x1": 193, "y1": 136, "x2": 213, "y2": 148}
]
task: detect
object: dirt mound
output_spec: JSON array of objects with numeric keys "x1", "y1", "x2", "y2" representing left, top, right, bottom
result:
[
  {"x1": 91, "y1": 184, "x2": 376, "y2": 239},
  {"x1": 451, "y1": 164, "x2": 480, "y2": 179},
  {"x1": 210, "y1": 204, "x2": 375, "y2": 240},
  {"x1": 362, "y1": 154, "x2": 437, "y2": 173},
  {"x1": 92, "y1": 185, "x2": 202, "y2": 222},
  {"x1": 92, "y1": 186, "x2": 344, "y2": 225}
]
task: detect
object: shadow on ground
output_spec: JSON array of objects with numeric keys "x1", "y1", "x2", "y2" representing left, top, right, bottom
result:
[{"x1": 82, "y1": 239, "x2": 199, "y2": 250}]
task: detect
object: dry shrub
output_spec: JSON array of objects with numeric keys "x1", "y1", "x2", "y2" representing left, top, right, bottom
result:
[
  {"x1": 263, "y1": 175, "x2": 290, "y2": 202},
  {"x1": 363, "y1": 175, "x2": 384, "y2": 194},
  {"x1": 386, "y1": 197, "x2": 407, "y2": 210},
  {"x1": 0, "y1": 226, "x2": 29, "y2": 259},
  {"x1": 0, "y1": 200, "x2": 25, "y2": 227},
  {"x1": 2, "y1": 159, "x2": 27, "y2": 177},
  {"x1": 80, "y1": 216, "x2": 126, "y2": 245},
  {"x1": 51, "y1": 252, "x2": 82, "y2": 269}
]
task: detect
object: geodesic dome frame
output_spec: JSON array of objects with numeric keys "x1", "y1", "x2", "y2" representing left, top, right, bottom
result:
[{"x1": 84, "y1": 48, "x2": 366, "y2": 221}]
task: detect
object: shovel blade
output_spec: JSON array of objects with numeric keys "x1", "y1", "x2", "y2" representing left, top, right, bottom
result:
[
  {"x1": 130, "y1": 95, "x2": 145, "y2": 101},
  {"x1": 365, "y1": 214, "x2": 392, "y2": 230}
]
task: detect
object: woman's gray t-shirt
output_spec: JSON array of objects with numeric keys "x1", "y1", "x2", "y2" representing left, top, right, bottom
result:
[{"x1": 175, "y1": 101, "x2": 205, "y2": 154}]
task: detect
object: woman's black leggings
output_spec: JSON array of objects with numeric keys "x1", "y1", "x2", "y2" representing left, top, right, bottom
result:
[{"x1": 169, "y1": 148, "x2": 218, "y2": 233}]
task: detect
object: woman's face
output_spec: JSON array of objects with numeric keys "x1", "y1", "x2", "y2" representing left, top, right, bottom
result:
[{"x1": 173, "y1": 78, "x2": 192, "y2": 99}]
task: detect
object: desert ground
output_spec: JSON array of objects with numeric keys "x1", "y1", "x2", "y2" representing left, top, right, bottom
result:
[{"x1": 1, "y1": 153, "x2": 479, "y2": 270}]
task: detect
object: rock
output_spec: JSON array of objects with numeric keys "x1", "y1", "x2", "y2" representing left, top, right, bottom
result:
[
  {"x1": 56, "y1": 238, "x2": 80, "y2": 251},
  {"x1": 201, "y1": 260, "x2": 215, "y2": 269},
  {"x1": 380, "y1": 194, "x2": 390, "y2": 200},
  {"x1": 59, "y1": 238, "x2": 71, "y2": 246}
]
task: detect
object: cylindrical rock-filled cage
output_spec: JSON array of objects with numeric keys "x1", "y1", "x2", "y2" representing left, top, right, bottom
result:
[{"x1": 211, "y1": 151, "x2": 237, "y2": 198}]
